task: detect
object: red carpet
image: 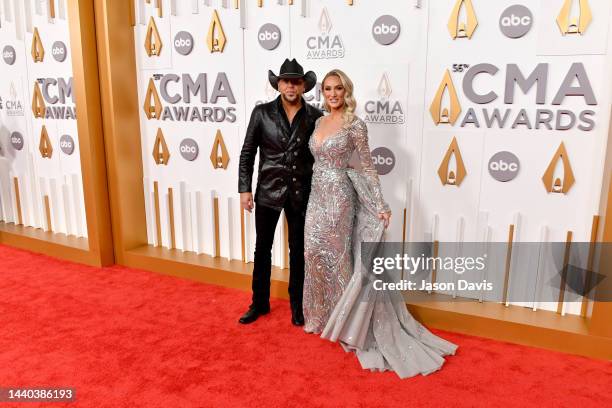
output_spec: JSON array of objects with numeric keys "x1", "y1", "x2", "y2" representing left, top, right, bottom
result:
[{"x1": 0, "y1": 245, "x2": 610, "y2": 408}]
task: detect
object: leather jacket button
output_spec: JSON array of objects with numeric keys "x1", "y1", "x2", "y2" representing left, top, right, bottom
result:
[
  {"x1": 294, "y1": 151, "x2": 298, "y2": 156},
  {"x1": 292, "y1": 165, "x2": 296, "y2": 169},
  {"x1": 295, "y1": 190, "x2": 299, "y2": 194},
  {"x1": 297, "y1": 138, "x2": 301, "y2": 142},
  {"x1": 292, "y1": 177, "x2": 297, "y2": 182}
]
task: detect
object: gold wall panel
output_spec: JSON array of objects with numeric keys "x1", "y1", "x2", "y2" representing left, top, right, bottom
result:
[
  {"x1": 502, "y1": 224, "x2": 515, "y2": 305},
  {"x1": 153, "y1": 181, "x2": 162, "y2": 246},
  {"x1": 44, "y1": 195, "x2": 52, "y2": 232},
  {"x1": 557, "y1": 231, "x2": 573, "y2": 314},
  {"x1": 210, "y1": 129, "x2": 230, "y2": 169},
  {"x1": 206, "y1": 10, "x2": 226, "y2": 53},
  {"x1": 213, "y1": 197, "x2": 220, "y2": 257},
  {"x1": 438, "y1": 137, "x2": 467, "y2": 186},
  {"x1": 542, "y1": 142, "x2": 575, "y2": 194},
  {"x1": 49, "y1": 0, "x2": 56, "y2": 19},
  {"x1": 168, "y1": 187, "x2": 176, "y2": 249},
  {"x1": 152, "y1": 128, "x2": 170, "y2": 165},
  {"x1": 32, "y1": 81, "x2": 47, "y2": 118},
  {"x1": 240, "y1": 208, "x2": 246, "y2": 262},
  {"x1": 430, "y1": 69, "x2": 461, "y2": 125},
  {"x1": 581, "y1": 215, "x2": 599, "y2": 317},
  {"x1": 143, "y1": 78, "x2": 163, "y2": 120},
  {"x1": 144, "y1": 16, "x2": 163, "y2": 56},
  {"x1": 557, "y1": 0, "x2": 592, "y2": 35},
  {"x1": 448, "y1": 0, "x2": 478, "y2": 39},
  {"x1": 13, "y1": 177, "x2": 23, "y2": 226},
  {"x1": 39, "y1": 125, "x2": 53, "y2": 158},
  {"x1": 31, "y1": 27, "x2": 45, "y2": 62}
]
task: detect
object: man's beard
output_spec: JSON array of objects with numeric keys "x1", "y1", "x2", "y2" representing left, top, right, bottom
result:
[{"x1": 281, "y1": 93, "x2": 302, "y2": 104}]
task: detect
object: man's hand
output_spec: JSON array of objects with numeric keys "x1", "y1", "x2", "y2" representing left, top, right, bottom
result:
[{"x1": 240, "y1": 192, "x2": 254, "y2": 212}]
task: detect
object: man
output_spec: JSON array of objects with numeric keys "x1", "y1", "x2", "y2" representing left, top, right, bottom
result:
[{"x1": 238, "y1": 59, "x2": 322, "y2": 325}]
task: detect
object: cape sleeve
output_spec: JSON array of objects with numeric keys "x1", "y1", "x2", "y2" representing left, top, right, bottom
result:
[{"x1": 349, "y1": 117, "x2": 391, "y2": 214}]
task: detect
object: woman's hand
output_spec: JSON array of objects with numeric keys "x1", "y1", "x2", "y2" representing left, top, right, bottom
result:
[{"x1": 378, "y1": 211, "x2": 391, "y2": 229}]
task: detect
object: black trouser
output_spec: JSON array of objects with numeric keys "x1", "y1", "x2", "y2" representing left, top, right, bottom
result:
[{"x1": 251, "y1": 200, "x2": 305, "y2": 311}]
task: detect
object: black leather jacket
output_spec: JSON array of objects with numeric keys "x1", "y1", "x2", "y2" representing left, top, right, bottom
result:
[{"x1": 239, "y1": 97, "x2": 323, "y2": 211}]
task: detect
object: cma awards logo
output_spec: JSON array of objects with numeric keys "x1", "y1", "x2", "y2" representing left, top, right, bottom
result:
[
  {"x1": 32, "y1": 77, "x2": 76, "y2": 120},
  {"x1": 304, "y1": 82, "x2": 324, "y2": 110},
  {"x1": 143, "y1": 72, "x2": 237, "y2": 123},
  {"x1": 429, "y1": 63, "x2": 597, "y2": 131},
  {"x1": 255, "y1": 79, "x2": 279, "y2": 105},
  {"x1": 306, "y1": 8, "x2": 345, "y2": 59},
  {"x1": 5, "y1": 82, "x2": 24, "y2": 116},
  {"x1": 364, "y1": 73, "x2": 405, "y2": 125}
]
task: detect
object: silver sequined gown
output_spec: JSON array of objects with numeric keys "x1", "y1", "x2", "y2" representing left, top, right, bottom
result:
[
  {"x1": 304, "y1": 116, "x2": 457, "y2": 379},
  {"x1": 304, "y1": 116, "x2": 389, "y2": 334}
]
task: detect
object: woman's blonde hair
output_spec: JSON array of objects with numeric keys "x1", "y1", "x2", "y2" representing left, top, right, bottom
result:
[{"x1": 322, "y1": 69, "x2": 356, "y2": 125}]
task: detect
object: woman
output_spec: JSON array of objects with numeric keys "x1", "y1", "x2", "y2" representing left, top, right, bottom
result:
[{"x1": 303, "y1": 69, "x2": 457, "y2": 379}]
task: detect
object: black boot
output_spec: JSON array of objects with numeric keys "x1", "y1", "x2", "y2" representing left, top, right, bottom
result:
[
  {"x1": 238, "y1": 305, "x2": 270, "y2": 324},
  {"x1": 291, "y1": 304, "x2": 304, "y2": 326}
]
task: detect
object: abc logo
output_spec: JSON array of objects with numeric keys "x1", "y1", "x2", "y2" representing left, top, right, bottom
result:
[
  {"x1": 501, "y1": 14, "x2": 531, "y2": 27},
  {"x1": 180, "y1": 138, "x2": 199, "y2": 161},
  {"x1": 488, "y1": 151, "x2": 520, "y2": 182},
  {"x1": 499, "y1": 5, "x2": 533, "y2": 38},
  {"x1": 489, "y1": 160, "x2": 518, "y2": 171},
  {"x1": 60, "y1": 135, "x2": 75, "y2": 155},
  {"x1": 2, "y1": 45, "x2": 16, "y2": 65},
  {"x1": 371, "y1": 147, "x2": 395, "y2": 175},
  {"x1": 373, "y1": 23, "x2": 399, "y2": 35},
  {"x1": 10, "y1": 131, "x2": 24, "y2": 151},
  {"x1": 174, "y1": 31, "x2": 194, "y2": 56},
  {"x1": 373, "y1": 155, "x2": 394, "y2": 165},
  {"x1": 52, "y1": 41, "x2": 67, "y2": 62},
  {"x1": 372, "y1": 15, "x2": 401, "y2": 46},
  {"x1": 258, "y1": 24, "x2": 282, "y2": 51},
  {"x1": 174, "y1": 38, "x2": 192, "y2": 47},
  {"x1": 259, "y1": 31, "x2": 279, "y2": 41}
]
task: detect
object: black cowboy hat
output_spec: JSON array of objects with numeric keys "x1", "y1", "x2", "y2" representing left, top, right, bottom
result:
[{"x1": 268, "y1": 58, "x2": 317, "y2": 93}]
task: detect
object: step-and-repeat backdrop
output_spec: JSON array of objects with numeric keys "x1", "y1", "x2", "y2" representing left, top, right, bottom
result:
[
  {"x1": 131, "y1": 0, "x2": 611, "y2": 315},
  {"x1": 0, "y1": 0, "x2": 87, "y2": 237}
]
